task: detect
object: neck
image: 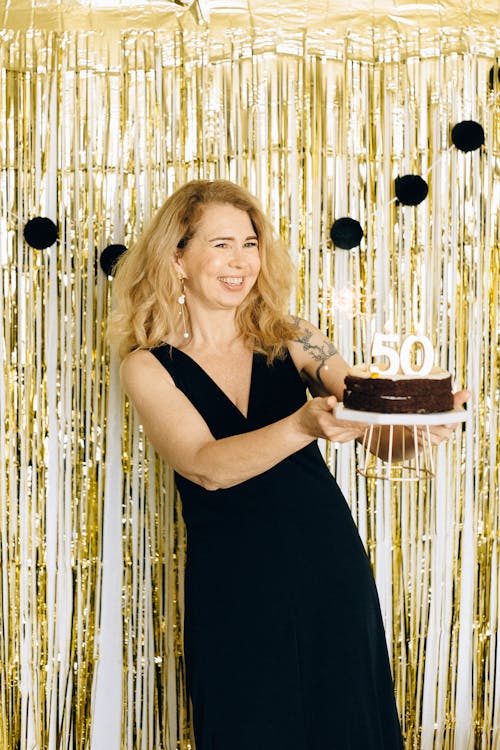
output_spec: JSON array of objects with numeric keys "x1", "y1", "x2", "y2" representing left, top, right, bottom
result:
[{"x1": 185, "y1": 309, "x2": 244, "y2": 351}]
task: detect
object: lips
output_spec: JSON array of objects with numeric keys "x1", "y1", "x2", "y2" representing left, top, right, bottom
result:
[{"x1": 218, "y1": 276, "x2": 244, "y2": 288}]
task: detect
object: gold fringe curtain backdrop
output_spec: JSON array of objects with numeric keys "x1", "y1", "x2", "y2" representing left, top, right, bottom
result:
[{"x1": 0, "y1": 23, "x2": 499, "y2": 749}]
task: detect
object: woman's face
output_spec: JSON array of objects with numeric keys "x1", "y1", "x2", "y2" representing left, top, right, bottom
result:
[{"x1": 175, "y1": 203, "x2": 261, "y2": 311}]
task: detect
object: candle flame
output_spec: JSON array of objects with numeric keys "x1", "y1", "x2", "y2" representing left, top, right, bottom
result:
[{"x1": 330, "y1": 285, "x2": 368, "y2": 319}]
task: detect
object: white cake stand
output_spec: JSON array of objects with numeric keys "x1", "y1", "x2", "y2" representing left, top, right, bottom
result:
[{"x1": 334, "y1": 404, "x2": 467, "y2": 481}]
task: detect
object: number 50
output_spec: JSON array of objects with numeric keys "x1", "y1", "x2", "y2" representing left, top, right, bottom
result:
[{"x1": 371, "y1": 333, "x2": 434, "y2": 376}]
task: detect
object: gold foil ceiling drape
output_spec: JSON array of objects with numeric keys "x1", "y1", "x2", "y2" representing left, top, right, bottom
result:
[{"x1": 1, "y1": 2, "x2": 500, "y2": 748}]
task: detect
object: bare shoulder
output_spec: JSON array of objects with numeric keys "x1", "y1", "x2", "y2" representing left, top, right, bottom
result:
[
  {"x1": 286, "y1": 316, "x2": 349, "y2": 399},
  {"x1": 120, "y1": 348, "x2": 175, "y2": 397},
  {"x1": 118, "y1": 348, "x2": 217, "y2": 482},
  {"x1": 121, "y1": 347, "x2": 159, "y2": 375}
]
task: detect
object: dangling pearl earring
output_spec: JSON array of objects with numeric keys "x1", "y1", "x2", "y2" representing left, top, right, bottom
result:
[{"x1": 177, "y1": 273, "x2": 190, "y2": 339}]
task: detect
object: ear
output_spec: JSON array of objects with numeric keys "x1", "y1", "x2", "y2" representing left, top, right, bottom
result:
[{"x1": 172, "y1": 253, "x2": 186, "y2": 278}]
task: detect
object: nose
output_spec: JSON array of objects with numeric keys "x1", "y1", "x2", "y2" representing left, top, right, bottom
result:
[{"x1": 228, "y1": 245, "x2": 248, "y2": 267}]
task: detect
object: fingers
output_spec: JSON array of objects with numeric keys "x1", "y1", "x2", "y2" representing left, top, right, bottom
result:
[
  {"x1": 420, "y1": 389, "x2": 470, "y2": 447},
  {"x1": 453, "y1": 389, "x2": 472, "y2": 409},
  {"x1": 324, "y1": 425, "x2": 365, "y2": 443},
  {"x1": 303, "y1": 396, "x2": 365, "y2": 443},
  {"x1": 427, "y1": 427, "x2": 453, "y2": 445},
  {"x1": 428, "y1": 389, "x2": 471, "y2": 445},
  {"x1": 324, "y1": 394, "x2": 338, "y2": 410},
  {"x1": 428, "y1": 421, "x2": 462, "y2": 445}
]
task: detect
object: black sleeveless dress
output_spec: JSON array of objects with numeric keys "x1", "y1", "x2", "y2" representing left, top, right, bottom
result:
[{"x1": 151, "y1": 344, "x2": 403, "y2": 750}]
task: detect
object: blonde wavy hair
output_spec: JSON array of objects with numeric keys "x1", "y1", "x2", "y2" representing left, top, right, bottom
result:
[{"x1": 108, "y1": 179, "x2": 297, "y2": 361}]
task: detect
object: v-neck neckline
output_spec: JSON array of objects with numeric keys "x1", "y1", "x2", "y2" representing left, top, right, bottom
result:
[{"x1": 170, "y1": 345, "x2": 257, "y2": 421}]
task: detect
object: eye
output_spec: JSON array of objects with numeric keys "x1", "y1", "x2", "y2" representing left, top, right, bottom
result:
[
  {"x1": 214, "y1": 242, "x2": 228, "y2": 249},
  {"x1": 244, "y1": 240, "x2": 259, "y2": 249}
]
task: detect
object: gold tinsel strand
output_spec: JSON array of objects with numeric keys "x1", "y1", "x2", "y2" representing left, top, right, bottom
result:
[{"x1": 0, "y1": 22, "x2": 499, "y2": 750}]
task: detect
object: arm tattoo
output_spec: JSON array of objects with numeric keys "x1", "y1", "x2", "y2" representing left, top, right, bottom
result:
[{"x1": 291, "y1": 317, "x2": 338, "y2": 387}]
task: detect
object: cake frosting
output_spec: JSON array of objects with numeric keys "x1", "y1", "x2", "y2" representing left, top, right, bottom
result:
[{"x1": 343, "y1": 364, "x2": 454, "y2": 414}]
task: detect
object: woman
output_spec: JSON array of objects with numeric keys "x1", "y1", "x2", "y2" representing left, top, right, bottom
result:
[{"x1": 109, "y1": 179, "x2": 468, "y2": 749}]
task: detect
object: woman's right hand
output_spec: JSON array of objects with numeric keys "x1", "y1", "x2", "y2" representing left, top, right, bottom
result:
[{"x1": 294, "y1": 395, "x2": 367, "y2": 443}]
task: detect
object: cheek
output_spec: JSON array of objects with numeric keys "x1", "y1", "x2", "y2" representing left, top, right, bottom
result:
[{"x1": 202, "y1": 254, "x2": 225, "y2": 273}]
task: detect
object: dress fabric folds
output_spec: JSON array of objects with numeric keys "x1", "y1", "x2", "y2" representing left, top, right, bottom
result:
[{"x1": 151, "y1": 345, "x2": 404, "y2": 750}]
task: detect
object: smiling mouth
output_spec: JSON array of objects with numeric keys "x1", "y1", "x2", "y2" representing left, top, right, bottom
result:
[{"x1": 218, "y1": 276, "x2": 244, "y2": 287}]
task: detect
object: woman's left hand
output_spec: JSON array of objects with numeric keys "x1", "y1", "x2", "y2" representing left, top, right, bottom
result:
[{"x1": 426, "y1": 389, "x2": 472, "y2": 446}]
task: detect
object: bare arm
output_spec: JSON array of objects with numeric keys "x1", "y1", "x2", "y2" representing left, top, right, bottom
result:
[{"x1": 120, "y1": 349, "x2": 364, "y2": 491}]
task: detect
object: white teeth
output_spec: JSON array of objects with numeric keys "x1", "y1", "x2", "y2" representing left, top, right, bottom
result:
[{"x1": 219, "y1": 277, "x2": 243, "y2": 285}]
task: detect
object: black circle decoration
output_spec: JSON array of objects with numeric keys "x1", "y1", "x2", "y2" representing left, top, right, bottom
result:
[
  {"x1": 451, "y1": 120, "x2": 485, "y2": 152},
  {"x1": 395, "y1": 175, "x2": 428, "y2": 206},
  {"x1": 488, "y1": 65, "x2": 500, "y2": 90},
  {"x1": 330, "y1": 217, "x2": 364, "y2": 249},
  {"x1": 99, "y1": 243, "x2": 127, "y2": 277},
  {"x1": 23, "y1": 217, "x2": 58, "y2": 249}
]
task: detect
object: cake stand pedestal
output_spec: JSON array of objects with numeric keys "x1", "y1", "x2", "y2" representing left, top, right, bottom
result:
[{"x1": 334, "y1": 405, "x2": 467, "y2": 481}]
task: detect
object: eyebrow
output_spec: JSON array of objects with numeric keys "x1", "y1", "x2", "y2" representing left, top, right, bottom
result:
[{"x1": 208, "y1": 234, "x2": 258, "y2": 242}]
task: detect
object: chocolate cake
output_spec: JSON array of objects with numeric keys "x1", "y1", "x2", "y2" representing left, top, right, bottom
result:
[{"x1": 343, "y1": 365, "x2": 454, "y2": 414}]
